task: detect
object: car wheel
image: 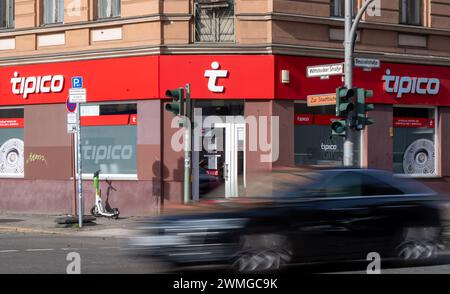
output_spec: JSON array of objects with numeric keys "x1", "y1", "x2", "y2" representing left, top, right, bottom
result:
[
  {"x1": 231, "y1": 234, "x2": 292, "y2": 273},
  {"x1": 396, "y1": 227, "x2": 442, "y2": 262}
]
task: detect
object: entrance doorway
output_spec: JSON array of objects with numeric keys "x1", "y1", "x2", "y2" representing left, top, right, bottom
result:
[
  {"x1": 192, "y1": 101, "x2": 246, "y2": 200},
  {"x1": 211, "y1": 122, "x2": 246, "y2": 198}
]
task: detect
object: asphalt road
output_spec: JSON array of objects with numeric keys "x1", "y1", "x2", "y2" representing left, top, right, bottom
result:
[{"x1": 1, "y1": 232, "x2": 450, "y2": 274}]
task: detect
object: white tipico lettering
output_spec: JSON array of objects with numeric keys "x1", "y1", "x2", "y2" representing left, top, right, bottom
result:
[
  {"x1": 10, "y1": 72, "x2": 65, "y2": 99},
  {"x1": 204, "y1": 61, "x2": 228, "y2": 93},
  {"x1": 82, "y1": 143, "x2": 134, "y2": 162},
  {"x1": 382, "y1": 69, "x2": 440, "y2": 98},
  {"x1": 40, "y1": 75, "x2": 53, "y2": 93},
  {"x1": 11, "y1": 72, "x2": 22, "y2": 95}
]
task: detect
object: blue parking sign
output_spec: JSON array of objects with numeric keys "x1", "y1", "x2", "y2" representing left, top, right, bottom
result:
[{"x1": 72, "y1": 76, "x2": 83, "y2": 89}]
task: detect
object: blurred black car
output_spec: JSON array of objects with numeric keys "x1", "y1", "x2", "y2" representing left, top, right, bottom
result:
[{"x1": 129, "y1": 168, "x2": 449, "y2": 272}]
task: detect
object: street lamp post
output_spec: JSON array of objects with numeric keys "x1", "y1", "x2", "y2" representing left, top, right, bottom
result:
[{"x1": 343, "y1": 0, "x2": 375, "y2": 166}]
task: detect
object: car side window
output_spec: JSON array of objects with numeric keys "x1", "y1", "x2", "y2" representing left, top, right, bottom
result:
[
  {"x1": 361, "y1": 174, "x2": 404, "y2": 196},
  {"x1": 324, "y1": 172, "x2": 363, "y2": 197}
]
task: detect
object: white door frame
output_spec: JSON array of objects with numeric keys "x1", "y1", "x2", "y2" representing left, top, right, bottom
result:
[{"x1": 213, "y1": 121, "x2": 246, "y2": 198}]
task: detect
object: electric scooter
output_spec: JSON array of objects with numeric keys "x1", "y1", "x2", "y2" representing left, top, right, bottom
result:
[{"x1": 90, "y1": 170, "x2": 120, "y2": 219}]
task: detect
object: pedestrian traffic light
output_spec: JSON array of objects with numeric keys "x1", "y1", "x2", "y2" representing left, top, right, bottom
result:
[
  {"x1": 331, "y1": 119, "x2": 347, "y2": 136},
  {"x1": 336, "y1": 87, "x2": 355, "y2": 117},
  {"x1": 354, "y1": 88, "x2": 375, "y2": 131},
  {"x1": 165, "y1": 88, "x2": 185, "y2": 116}
]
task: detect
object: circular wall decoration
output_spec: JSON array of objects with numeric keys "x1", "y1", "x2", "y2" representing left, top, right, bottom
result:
[
  {"x1": 0, "y1": 138, "x2": 24, "y2": 174},
  {"x1": 403, "y1": 139, "x2": 435, "y2": 175}
]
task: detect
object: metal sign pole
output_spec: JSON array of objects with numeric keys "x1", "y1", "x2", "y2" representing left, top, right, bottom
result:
[
  {"x1": 343, "y1": 0, "x2": 375, "y2": 166},
  {"x1": 76, "y1": 102, "x2": 83, "y2": 227},
  {"x1": 183, "y1": 84, "x2": 191, "y2": 204},
  {"x1": 72, "y1": 133, "x2": 77, "y2": 216}
]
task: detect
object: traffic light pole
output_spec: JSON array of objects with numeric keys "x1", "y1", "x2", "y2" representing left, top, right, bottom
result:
[
  {"x1": 343, "y1": 0, "x2": 375, "y2": 166},
  {"x1": 183, "y1": 84, "x2": 191, "y2": 205}
]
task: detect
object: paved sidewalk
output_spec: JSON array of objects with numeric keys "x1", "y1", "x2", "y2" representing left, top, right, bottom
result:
[
  {"x1": 0, "y1": 203, "x2": 217, "y2": 237},
  {"x1": 0, "y1": 213, "x2": 148, "y2": 237}
]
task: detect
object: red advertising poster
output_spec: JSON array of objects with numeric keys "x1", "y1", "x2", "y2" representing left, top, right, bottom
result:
[
  {"x1": 0, "y1": 118, "x2": 24, "y2": 128},
  {"x1": 393, "y1": 117, "x2": 435, "y2": 128},
  {"x1": 81, "y1": 114, "x2": 137, "y2": 126},
  {"x1": 314, "y1": 114, "x2": 341, "y2": 126},
  {"x1": 294, "y1": 114, "x2": 313, "y2": 125}
]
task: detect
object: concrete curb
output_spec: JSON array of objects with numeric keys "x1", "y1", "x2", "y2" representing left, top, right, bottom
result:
[{"x1": 0, "y1": 225, "x2": 72, "y2": 235}]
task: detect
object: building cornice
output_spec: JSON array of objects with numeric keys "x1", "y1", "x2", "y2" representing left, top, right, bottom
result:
[
  {"x1": 238, "y1": 12, "x2": 450, "y2": 37},
  {"x1": 1, "y1": 43, "x2": 450, "y2": 67},
  {"x1": 0, "y1": 14, "x2": 192, "y2": 38}
]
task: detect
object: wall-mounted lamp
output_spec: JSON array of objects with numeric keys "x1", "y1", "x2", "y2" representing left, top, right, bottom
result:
[{"x1": 281, "y1": 70, "x2": 290, "y2": 84}]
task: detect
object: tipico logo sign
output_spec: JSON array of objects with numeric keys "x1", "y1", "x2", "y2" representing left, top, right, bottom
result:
[{"x1": 11, "y1": 72, "x2": 65, "y2": 99}]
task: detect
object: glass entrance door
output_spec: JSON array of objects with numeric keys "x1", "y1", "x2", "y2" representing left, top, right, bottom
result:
[
  {"x1": 215, "y1": 122, "x2": 246, "y2": 198},
  {"x1": 195, "y1": 120, "x2": 246, "y2": 199}
]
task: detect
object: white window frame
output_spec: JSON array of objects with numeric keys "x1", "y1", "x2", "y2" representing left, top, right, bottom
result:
[
  {"x1": 400, "y1": 0, "x2": 422, "y2": 26},
  {"x1": 42, "y1": 0, "x2": 64, "y2": 25},
  {"x1": 74, "y1": 101, "x2": 138, "y2": 181},
  {"x1": 393, "y1": 105, "x2": 439, "y2": 178},
  {"x1": 0, "y1": 0, "x2": 14, "y2": 29},
  {"x1": 330, "y1": 0, "x2": 356, "y2": 19},
  {"x1": 0, "y1": 106, "x2": 24, "y2": 179},
  {"x1": 97, "y1": 0, "x2": 121, "y2": 20}
]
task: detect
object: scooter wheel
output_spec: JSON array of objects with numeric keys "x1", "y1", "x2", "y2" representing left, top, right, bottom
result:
[
  {"x1": 113, "y1": 208, "x2": 120, "y2": 219},
  {"x1": 90, "y1": 206, "x2": 101, "y2": 217}
]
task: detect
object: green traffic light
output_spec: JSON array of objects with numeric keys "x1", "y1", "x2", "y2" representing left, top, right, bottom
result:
[
  {"x1": 354, "y1": 88, "x2": 375, "y2": 131},
  {"x1": 336, "y1": 87, "x2": 355, "y2": 117},
  {"x1": 165, "y1": 87, "x2": 185, "y2": 116},
  {"x1": 331, "y1": 119, "x2": 346, "y2": 136}
]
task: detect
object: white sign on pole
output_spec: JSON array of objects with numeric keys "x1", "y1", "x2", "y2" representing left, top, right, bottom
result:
[
  {"x1": 354, "y1": 58, "x2": 380, "y2": 69},
  {"x1": 306, "y1": 63, "x2": 344, "y2": 78},
  {"x1": 69, "y1": 88, "x2": 87, "y2": 103},
  {"x1": 67, "y1": 113, "x2": 77, "y2": 124},
  {"x1": 80, "y1": 105, "x2": 100, "y2": 117},
  {"x1": 67, "y1": 123, "x2": 78, "y2": 133}
]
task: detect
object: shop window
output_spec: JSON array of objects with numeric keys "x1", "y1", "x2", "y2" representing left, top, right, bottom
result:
[
  {"x1": 330, "y1": 0, "x2": 356, "y2": 18},
  {"x1": 0, "y1": 0, "x2": 14, "y2": 29},
  {"x1": 294, "y1": 103, "x2": 360, "y2": 167},
  {"x1": 400, "y1": 0, "x2": 422, "y2": 26},
  {"x1": 393, "y1": 107, "x2": 436, "y2": 176},
  {"x1": 0, "y1": 108, "x2": 24, "y2": 177},
  {"x1": 80, "y1": 103, "x2": 137, "y2": 176},
  {"x1": 96, "y1": 0, "x2": 120, "y2": 19},
  {"x1": 42, "y1": 0, "x2": 64, "y2": 25},
  {"x1": 194, "y1": 0, "x2": 235, "y2": 43}
]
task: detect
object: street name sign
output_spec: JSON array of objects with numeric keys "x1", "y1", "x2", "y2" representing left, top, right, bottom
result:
[
  {"x1": 354, "y1": 58, "x2": 380, "y2": 69},
  {"x1": 306, "y1": 63, "x2": 344, "y2": 78},
  {"x1": 307, "y1": 93, "x2": 337, "y2": 107}
]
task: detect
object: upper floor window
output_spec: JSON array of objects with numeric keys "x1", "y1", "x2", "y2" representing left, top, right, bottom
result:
[
  {"x1": 0, "y1": 0, "x2": 14, "y2": 29},
  {"x1": 97, "y1": 0, "x2": 121, "y2": 19},
  {"x1": 330, "y1": 0, "x2": 356, "y2": 18},
  {"x1": 400, "y1": 0, "x2": 422, "y2": 25},
  {"x1": 42, "y1": 0, "x2": 64, "y2": 25},
  {"x1": 194, "y1": 0, "x2": 235, "y2": 43}
]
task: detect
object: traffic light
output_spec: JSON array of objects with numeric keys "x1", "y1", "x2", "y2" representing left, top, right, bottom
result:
[
  {"x1": 336, "y1": 87, "x2": 355, "y2": 117},
  {"x1": 354, "y1": 88, "x2": 375, "y2": 131},
  {"x1": 331, "y1": 119, "x2": 347, "y2": 136},
  {"x1": 165, "y1": 88, "x2": 185, "y2": 116}
]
